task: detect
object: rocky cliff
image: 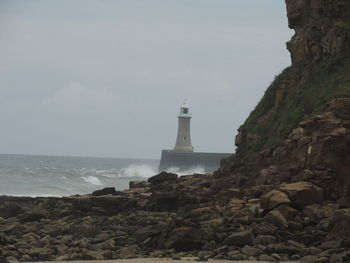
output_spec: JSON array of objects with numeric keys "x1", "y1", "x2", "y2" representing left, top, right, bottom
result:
[
  {"x1": 1, "y1": 1, "x2": 350, "y2": 262},
  {"x1": 235, "y1": 0, "x2": 350, "y2": 157}
]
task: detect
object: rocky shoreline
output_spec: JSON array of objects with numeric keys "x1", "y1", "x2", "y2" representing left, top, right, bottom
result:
[
  {"x1": 1, "y1": 155, "x2": 350, "y2": 262},
  {"x1": 2, "y1": 0, "x2": 350, "y2": 262}
]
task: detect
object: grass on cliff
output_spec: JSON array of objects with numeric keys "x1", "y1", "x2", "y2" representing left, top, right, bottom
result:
[{"x1": 239, "y1": 54, "x2": 350, "y2": 154}]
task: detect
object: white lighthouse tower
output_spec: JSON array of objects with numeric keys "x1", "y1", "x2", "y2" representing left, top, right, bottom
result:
[{"x1": 173, "y1": 101, "x2": 193, "y2": 152}]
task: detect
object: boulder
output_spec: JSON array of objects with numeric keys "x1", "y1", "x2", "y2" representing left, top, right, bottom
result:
[
  {"x1": 278, "y1": 181, "x2": 324, "y2": 209},
  {"x1": 303, "y1": 204, "x2": 334, "y2": 222},
  {"x1": 241, "y1": 245, "x2": 262, "y2": 257},
  {"x1": 255, "y1": 235, "x2": 277, "y2": 245},
  {"x1": 92, "y1": 187, "x2": 117, "y2": 196},
  {"x1": 260, "y1": 190, "x2": 291, "y2": 211},
  {"x1": 132, "y1": 224, "x2": 166, "y2": 242},
  {"x1": 148, "y1": 172, "x2": 178, "y2": 185},
  {"x1": 224, "y1": 229, "x2": 254, "y2": 246},
  {"x1": 18, "y1": 212, "x2": 46, "y2": 223},
  {"x1": 258, "y1": 254, "x2": 276, "y2": 262},
  {"x1": 0, "y1": 203, "x2": 22, "y2": 218},
  {"x1": 264, "y1": 210, "x2": 289, "y2": 229},
  {"x1": 118, "y1": 245, "x2": 140, "y2": 258},
  {"x1": 274, "y1": 204, "x2": 298, "y2": 220},
  {"x1": 300, "y1": 255, "x2": 319, "y2": 263},
  {"x1": 164, "y1": 227, "x2": 209, "y2": 251},
  {"x1": 129, "y1": 181, "x2": 149, "y2": 189}
]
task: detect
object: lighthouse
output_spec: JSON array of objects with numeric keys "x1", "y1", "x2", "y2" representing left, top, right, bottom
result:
[
  {"x1": 159, "y1": 102, "x2": 231, "y2": 173},
  {"x1": 173, "y1": 101, "x2": 193, "y2": 152}
]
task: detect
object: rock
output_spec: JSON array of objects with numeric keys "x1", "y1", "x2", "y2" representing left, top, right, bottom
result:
[
  {"x1": 5, "y1": 257, "x2": 18, "y2": 263},
  {"x1": 271, "y1": 253, "x2": 281, "y2": 261},
  {"x1": 19, "y1": 255, "x2": 31, "y2": 262},
  {"x1": 255, "y1": 235, "x2": 277, "y2": 245},
  {"x1": 129, "y1": 181, "x2": 149, "y2": 189},
  {"x1": 269, "y1": 243, "x2": 300, "y2": 255},
  {"x1": 132, "y1": 224, "x2": 166, "y2": 242},
  {"x1": 264, "y1": 210, "x2": 289, "y2": 229},
  {"x1": 18, "y1": 212, "x2": 45, "y2": 223},
  {"x1": 118, "y1": 245, "x2": 140, "y2": 258},
  {"x1": 315, "y1": 257, "x2": 330, "y2": 263},
  {"x1": 226, "y1": 250, "x2": 244, "y2": 261},
  {"x1": 241, "y1": 245, "x2": 262, "y2": 257},
  {"x1": 274, "y1": 204, "x2": 298, "y2": 220},
  {"x1": 279, "y1": 181, "x2": 324, "y2": 209},
  {"x1": 291, "y1": 254, "x2": 300, "y2": 261},
  {"x1": 92, "y1": 187, "x2": 117, "y2": 196},
  {"x1": 327, "y1": 209, "x2": 350, "y2": 242},
  {"x1": 70, "y1": 195, "x2": 134, "y2": 212},
  {"x1": 224, "y1": 229, "x2": 254, "y2": 246},
  {"x1": 148, "y1": 172, "x2": 178, "y2": 185},
  {"x1": 287, "y1": 239, "x2": 306, "y2": 249},
  {"x1": 0, "y1": 203, "x2": 22, "y2": 218},
  {"x1": 319, "y1": 240, "x2": 341, "y2": 249},
  {"x1": 330, "y1": 253, "x2": 349, "y2": 263},
  {"x1": 258, "y1": 254, "x2": 276, "y2": 262},
  {"x1": 260, "y1": 190, "x2": 291, "y2": 211},
  {"x1": 197, "y1": 251, "x2": 213, "y2": 259},
  {"x1": 164, "y1": 227, "x2": 208, "y2": 251},
  {"x1": 96, "y1": 239, "x2": 116, "y2": 250},
  {"x1": 303, "y1": 204, "x2": 335, "y2": 222}
]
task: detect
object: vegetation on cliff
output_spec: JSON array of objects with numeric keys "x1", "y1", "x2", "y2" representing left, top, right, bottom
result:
[
  {"x1": 235, "y1": 0, "x2": 350, "y2": 156},
  {"x1": 238, "y1": 55, "x2": 350, "y2": 154}
]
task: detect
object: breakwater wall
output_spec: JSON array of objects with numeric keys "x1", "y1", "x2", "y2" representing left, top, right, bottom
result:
[{"x1": 159, "y1": 150, "x2": 232, "y2": 173}]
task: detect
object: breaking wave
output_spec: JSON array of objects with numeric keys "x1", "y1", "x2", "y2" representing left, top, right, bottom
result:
[
  {"x1": 119, "y1": 164, "x2": 158, "y2": 178},
  {"x1": 81, "y1": 175, "x2": 103, "y2": 186},
  {"x1": 165, "y1": 165, "x2": 205, "y2": 175}
]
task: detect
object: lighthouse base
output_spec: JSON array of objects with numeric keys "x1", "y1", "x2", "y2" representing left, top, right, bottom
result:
[{"x1": 159, "y1": 150, "x2": 232, "y2": 173}]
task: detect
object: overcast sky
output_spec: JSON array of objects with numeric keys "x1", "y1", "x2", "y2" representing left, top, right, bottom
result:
[{"x1": 0, "y1": 0, "x2": 292, "y2": 159}]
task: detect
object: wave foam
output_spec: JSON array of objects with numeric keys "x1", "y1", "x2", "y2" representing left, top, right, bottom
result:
[
  {"x1": 166, "y1": 165, "x2": 205, "y2": 175},
  {"x1": 81, "y1": 175, "x2": 103, "y2": 186},
  {"x1": 119, "y1": 164, "x2": 158, "y2": 178}
]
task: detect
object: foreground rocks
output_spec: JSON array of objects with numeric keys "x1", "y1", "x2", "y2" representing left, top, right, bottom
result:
[{"x1": 1, "y1": 103, "x2": 349, "y2": 262}]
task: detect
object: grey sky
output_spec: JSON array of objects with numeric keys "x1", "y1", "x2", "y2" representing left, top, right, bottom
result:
[{"x1": 0, "y1": 0, "x2": 292, "y2": 159}]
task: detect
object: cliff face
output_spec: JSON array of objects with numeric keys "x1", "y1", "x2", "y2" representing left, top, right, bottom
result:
[
  {"x1": 219, "y1": 0, "x2": 350, "y2": 208},
  {"x1": 286, "y1": 0, "x2": 350, "y2": 64},
  {"x1": 235, "y1": 0, "x2": 350, "y2": 157}
]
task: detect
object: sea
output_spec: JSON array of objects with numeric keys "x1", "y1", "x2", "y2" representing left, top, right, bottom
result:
[{"x1": 0, "y1": 154, "x2": 205, "y2": 197}]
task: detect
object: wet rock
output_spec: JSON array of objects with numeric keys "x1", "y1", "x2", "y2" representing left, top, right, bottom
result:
[
  {"x1": 129, "y1": 181, "x2": 149, "y2": 189},
  {"x1": 148, "y1": 172, "x2": 178, "y2": 185},
  {"x1": 92, "y1": 187, "x2": 117, "y2": 196}
]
